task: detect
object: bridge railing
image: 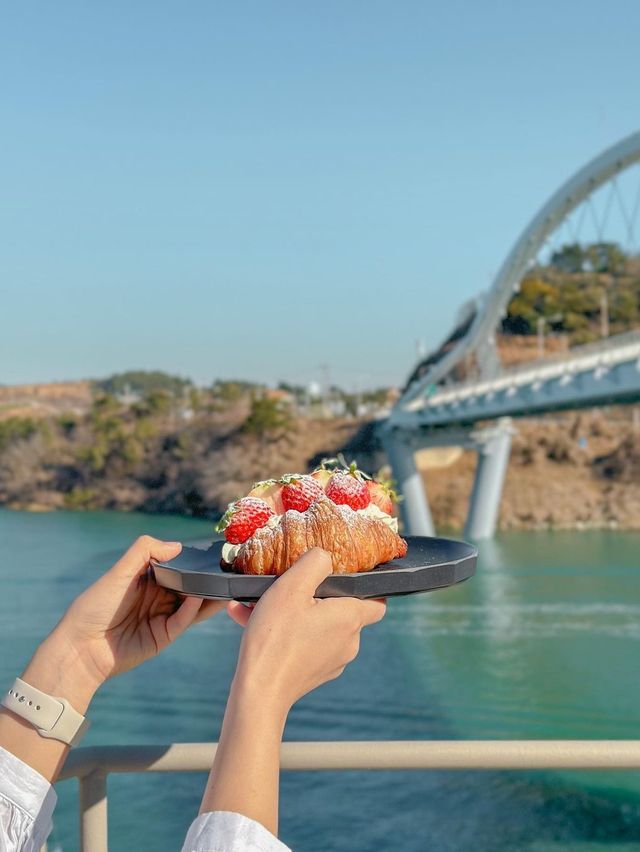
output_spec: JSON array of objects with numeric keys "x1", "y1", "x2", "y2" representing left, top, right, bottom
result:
[
  {"x1": 407, "y1": 329, "x2": 640, "y2": 407},
  {"x1": 495, "y1": 328, "x2": 640, "y2": 376},
  {"x1": 51, "y1": 738, "x2": 640, "y2": 852}
]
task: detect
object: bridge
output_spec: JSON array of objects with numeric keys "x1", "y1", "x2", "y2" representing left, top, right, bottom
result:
[{"x1": 382, "y1": 131, "x2": 640, "y2": 540}]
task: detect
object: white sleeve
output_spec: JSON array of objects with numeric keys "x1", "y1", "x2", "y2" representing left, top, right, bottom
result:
[
  {"x1": 182, "y1": 811, "x2": 291, "y2": 852},
  {"x1": 0, "y1": 746, "x2": 57, "y2": 852}
]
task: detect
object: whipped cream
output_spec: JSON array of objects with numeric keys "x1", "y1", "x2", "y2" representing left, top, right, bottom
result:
[
  {"x1": 221, "y1": 501, "x2": 398, "y2": 563},
  {"x1": 221, "y1": 541, "x2": 241, "y2": 563},
  {"x1": 356, "y1": 503, "x2": 399, "y2": 533},
  {"x1": 221, "y1": 514, "x2": 281, "y2": 563}
]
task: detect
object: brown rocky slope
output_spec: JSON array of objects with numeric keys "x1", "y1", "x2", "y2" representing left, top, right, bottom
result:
[{"x1": 1, "y1": 392, "x2": 638, "y2": 530}]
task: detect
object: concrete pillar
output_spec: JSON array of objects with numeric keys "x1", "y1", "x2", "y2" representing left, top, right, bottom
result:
[
  {"x1": 465, "y1": 418, "x2": 513, "y2": 540},
  {"x1": 381, "y1": 428, "x2": 435, "y2": 537}
]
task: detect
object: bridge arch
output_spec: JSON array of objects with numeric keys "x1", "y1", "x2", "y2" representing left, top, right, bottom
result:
[
  {"x1": 402, "y1": 131, "x2": 640, "y2": 403},
  {"x1": 385, "y1": 132, "x2": 640, "y2": 539}
]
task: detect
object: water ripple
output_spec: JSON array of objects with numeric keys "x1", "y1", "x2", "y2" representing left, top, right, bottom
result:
[{"x1": 388, "y1": 601, "x2": 640, "y2": 640}]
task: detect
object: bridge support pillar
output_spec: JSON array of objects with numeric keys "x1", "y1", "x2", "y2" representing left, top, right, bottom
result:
[
  {"x1": 465, "y1": 418, "x2": 513, "y2": 540},
  {"x1": 381, "y1": 429, "x2": 435, "y2": 537}
]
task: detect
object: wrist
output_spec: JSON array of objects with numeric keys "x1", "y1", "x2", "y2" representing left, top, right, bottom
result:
[
  {"x1": 229, "y1": 666, "x2": 291, "y2": 732},
  {"x1": 21, "y1": 628, "x2": 104, "y2": 715}
]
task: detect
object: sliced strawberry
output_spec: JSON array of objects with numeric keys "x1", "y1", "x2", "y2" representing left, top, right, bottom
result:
[
  {"x1": 216, "y1": 497, "x2": 275, "y2": 544},
  {"x1": 281, "y1": 474, "x2": 324, "y2": 512},
  {"x1": 366, "y1": 480, "x2": 396, "y2": 515},
  {"x1": 326, "y1": 471, "x2": 370, "y2": 510},
  {"x1": 248, "y1": 479, "x2": 285, "y2": 514}
]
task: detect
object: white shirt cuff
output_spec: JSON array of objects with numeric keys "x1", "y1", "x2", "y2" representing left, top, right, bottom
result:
[
  {"x1": 182, "y1": 811, "x2": 291, "y2": 852},
  {"x1": 0, "y1": 744, "x2": 57, "y2": 846}
]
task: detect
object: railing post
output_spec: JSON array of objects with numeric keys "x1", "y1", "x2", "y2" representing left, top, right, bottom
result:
[{"x1": 79, "y1": 771, "x2": 108, "y2": 852}]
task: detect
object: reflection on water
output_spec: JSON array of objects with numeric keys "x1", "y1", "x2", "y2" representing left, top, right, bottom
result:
[
  {"x1": 393, "y1": 600, "x2": 640, "y2": 640},
  {"x1": 2, "y1": 511, "x2": 640, "y2": 851}
]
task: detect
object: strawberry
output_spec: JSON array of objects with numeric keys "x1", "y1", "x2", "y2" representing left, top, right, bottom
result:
[
  {"x1": 326, "y1": 471, "x2": 370, "y2": 510},
  {"x1": 216, "y1": 497, "x2": 275, "y2": 544},
  {"x1": 366, "y1": 480, "x2": 397, "y2": 515},
  {"x1": 280, "y1": 474, "x2": 324, "y2": 512},
  {"x1": 248, "y1": 479, "x2": 285, "y2": 514}
]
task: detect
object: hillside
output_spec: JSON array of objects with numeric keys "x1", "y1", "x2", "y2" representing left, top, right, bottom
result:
[
  {"x1": 0, "y1": 378, "x2": 638, "y2": 531},
  {"x1": 0, "y1": 380, "x2": 92, "y2": 420},
  {"x1": 502, "y1": 242, "x2": 640, "y2": 345},
  {"x1": 423, "y1": 411, "x2": 640, "y2": 531},
  {"x1": 0, "y1": 385, "x2": 365, "y2": 515}
]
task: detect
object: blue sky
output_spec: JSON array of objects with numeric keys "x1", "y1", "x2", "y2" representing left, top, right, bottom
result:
[{"x1": 1, "y1": 0, "x2": 639, "y2": 390}]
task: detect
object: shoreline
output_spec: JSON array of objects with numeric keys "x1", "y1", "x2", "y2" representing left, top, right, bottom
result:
[{"x1": 1, "y1": 403, "x2": 639, "y2": 533}]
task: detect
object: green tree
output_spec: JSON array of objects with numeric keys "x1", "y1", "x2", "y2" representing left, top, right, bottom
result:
[
  {"x1": 0, "y1": 417, "x2": 40, "y2": 451},
  {"x1": 610, "y1": 288, "x2": 638, "y2": 326},
  {"x1": 503, "y1": 278, "x2": 561, "y2": 334},
  {"x1": 144, "y1": 389, "x2": 173, "y2": 416},
  {"x1": 98, "y1": 370, "x2": 191, "y2": 397},
  {"x1": 241, "y1": 395, "x2": 293, "y2": 438},
  {"x1": 57, "y1": 412, "x2": 78, "y2": 436},
  {"x1": 550, "y1": 243, "x2": 586, "y2": 273},
  {"x1": 212, "y1": 380, "x2": 261, "y2": 402},
  {"x1": 584, "y1": 242, "x2": 626, "y2": 274}
]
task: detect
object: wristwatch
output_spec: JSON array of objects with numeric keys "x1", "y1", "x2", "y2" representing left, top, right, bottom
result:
[{"x1": 1, "y1": 678, "x2": 90, "y2": 747}]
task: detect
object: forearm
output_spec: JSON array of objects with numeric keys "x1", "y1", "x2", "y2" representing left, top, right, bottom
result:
[
  {"x1": 200, "y1": 675, "x2": 288, "y2": 837},
  {"x1": 0, "y1": 627, "x2": 101, "y2": 782}
]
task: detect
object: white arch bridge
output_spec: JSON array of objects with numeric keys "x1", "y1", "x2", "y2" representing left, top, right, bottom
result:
[{"x1": 381, "y1": 131, "x2": 640, "y2": 540}]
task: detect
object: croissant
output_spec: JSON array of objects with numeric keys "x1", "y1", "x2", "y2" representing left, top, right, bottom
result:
[{"x1": 223, "y1": 496, "x2": 407, "y2": 576}]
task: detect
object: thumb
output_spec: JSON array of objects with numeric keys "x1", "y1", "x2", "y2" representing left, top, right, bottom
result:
[
  {"x1": 112, "y1": 535, "x2": 182, "y2": 579},
  {"x1": 278, "y1": 547, "x2": 333, "y2": 596}
]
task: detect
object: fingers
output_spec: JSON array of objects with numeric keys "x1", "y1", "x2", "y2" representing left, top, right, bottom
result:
[
  {"x1": 321, "y1": 595, "x2": 387, "y2": 630},
  {"x1": 168, "y1": 596, "x2": 225, "y2": 638},
  {"x1": 165, "y1": 595, "x2": 204, "y2": 641},
  {"x1": 192, "y1": 599, "x2": 227, "y2": 624},
  {"x1": 113, "y1": 535, "x2": 182, "y2": 579},
  {"x1": 226, "y1": 601, "x2": 253, "y2": 627},
  {"x1": 277, "y1": 548, "x2": 333, "y2": 595},
  {"x1": 358, "y1": 598, "x2": 387, "y2": 626}
]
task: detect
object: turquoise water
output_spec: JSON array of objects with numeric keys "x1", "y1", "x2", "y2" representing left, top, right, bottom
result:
[{"x1": 2, "y1": 509, "x2": 640, "y2": 851}]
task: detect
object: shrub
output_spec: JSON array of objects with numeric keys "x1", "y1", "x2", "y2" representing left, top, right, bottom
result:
[
  {"x1": 57, "y1": 413, "x2": 78, "y2": 436},
  {"x1": 0, "y1": 418, "x2": 40, "y2": 451},
  {"x1": 64, "y1": 487, "x2": 98, "y2": 510},
  {"x1": 241, "y1": 395, "x2": 293, "y2": 438},
  {"x1": 98, "y1": 370, "x2": 191, "y2": 397}
]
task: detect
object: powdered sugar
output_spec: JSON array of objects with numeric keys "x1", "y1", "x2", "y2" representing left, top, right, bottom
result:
[{"x1": 222, "y1": 496, "x2": 397, "y2": 564}]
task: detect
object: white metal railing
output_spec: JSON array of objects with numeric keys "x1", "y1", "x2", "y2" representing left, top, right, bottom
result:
[
  {"x1": 404, "y1": 329, "x2": 640, "y2": 412},
  {"x1": 53, "y1": 739, "x2": 640, "y2": 852}
]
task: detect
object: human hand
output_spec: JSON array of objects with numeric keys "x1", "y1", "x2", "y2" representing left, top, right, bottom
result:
[
  {"x1": 1, "y1": 535, "x2": 223, "y2": 783},
  {"x1": 47, "y1": 536, "x2": 224, "y2": 701},
  {"x1": 227, "y1": 547, "x2": 386, "y2": 716},
  {"x1": 198, "y1": 549, "x2": 384, "y2": 831}
]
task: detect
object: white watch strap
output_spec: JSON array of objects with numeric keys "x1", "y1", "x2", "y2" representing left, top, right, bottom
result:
[{"x1": 1, "y1": 677, "x2": 89, "y2": 747}]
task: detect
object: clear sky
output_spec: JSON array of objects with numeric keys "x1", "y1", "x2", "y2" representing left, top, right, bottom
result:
[{"x1": 1, "y1": 0, "x2": 639, "y2": 390}]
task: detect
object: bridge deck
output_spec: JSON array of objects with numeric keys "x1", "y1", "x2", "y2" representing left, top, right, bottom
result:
[{"x1": 393, "y1": 331, "x2": 640, "y2": 429}]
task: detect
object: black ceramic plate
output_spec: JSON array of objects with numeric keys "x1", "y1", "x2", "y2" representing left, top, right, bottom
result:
[{"x1": 151, "y1": 536, "x2": 477, "y2": 601}]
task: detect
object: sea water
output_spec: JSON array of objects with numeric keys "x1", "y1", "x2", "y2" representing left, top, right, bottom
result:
[{"x1": 2, "y1": 509, "x2": 640, "y2": 851}]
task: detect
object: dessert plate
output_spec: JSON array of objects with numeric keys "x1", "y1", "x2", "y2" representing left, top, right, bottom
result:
[{"x1": 151, "y1": 536, "x2": 477, "y2": 601}]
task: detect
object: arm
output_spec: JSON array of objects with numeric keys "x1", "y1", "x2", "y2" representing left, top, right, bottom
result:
[
  {"x1": 0, "y1": 627, "x2": 101, "y2": 784},
  {"x1": 198, "y1": 676, "x2": 287, "y2": 836},
  {"x1": 198, "y1": 548, "x2": 386, "y2": 836},
  {"x1": 0, "y1": 536, "x2": 224, "y2": 783}
]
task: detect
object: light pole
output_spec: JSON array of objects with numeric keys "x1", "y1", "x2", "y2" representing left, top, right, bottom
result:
[
  {"x1": 600, "y1": 288, "x2": 610, "y2": 338},
  {"x1": 536, "y1": 313, "x2": 563, "y2": 359},
  {"x1": 536, "y1": 317, "x2": 546, "y2": 359}
]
